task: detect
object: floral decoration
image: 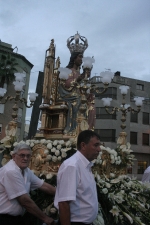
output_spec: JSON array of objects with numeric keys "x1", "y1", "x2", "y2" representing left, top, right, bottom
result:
[{"x1": 1, "y1": 138, "x2": 150, "y2": 225}]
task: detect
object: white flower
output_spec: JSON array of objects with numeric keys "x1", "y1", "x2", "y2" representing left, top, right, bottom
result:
[
  {"x1": 51, "y1": 147, "x2": 56, "y2": 152},
  {"x1": 26, "y1": 141, "x2": 30, "y2": 145},
  {"x1": 110, "y1": 159, "x2": 115, "y2": 164},
  {"x1": 13, "y1": 142, "x2": 18, "y2": 147},
  {"x1": 110, "y1": 178, "x2": 120, "y2": 184},
  {"x1": 59, "y1": 140, "x2": 64, "y2": 145},
  {"x1": 57, "y1": 144, "x2": 61, "y2": 150},
  {"x1": 123, "y1": 212, "x2": 133, "y2": 224},
  {"x1": 53, "y1": 140, "x2": 58, "y2": 146},
  {"x1": 47, "y1": 143, "x2": 52, "y2": 149},
  {"x1": 55, "y1": 150, "x2": 60, "y2": 156},
  {"x1": 46, "y1": 155, "x2": 52, "y2": 160},
  {"x1": 105, "y1": 182, "x2": 111, "y2": 188},
  {"x1": 110, "y1": 173, "x2": 115, "y2": 178},
  {"x1": 52, "y1": 156, "x2": 57, "y2": 162},
  {"x1": 110, "y1": 206, "x2": 120, "y2": 216},
  {"x1": 96, "y1": 174, "x2": 101, "y2": 181},
  {"x1": 102, "y1": 188, "x2": 108, "y2": 194},
  {"x1": 46, "y1": 173, "x2": 53, "y2": 179},
  {"x1": 57, "y1": 156, "x2": 62, "y2": 161},
  {"x1": 66, "y1": 141, "x2": 71, "y2": 147},
  {"x1": 97, "y1": 215, "x2": 105, "y2": 225},
  {"x1": 40, "y1": 139, "x2": 46, "y2": 144},
  {"x1": 120, "y1": 144, "x2": 126, "y2": 149},
  {"x1": 50, "y1": 207, "x2": 57, "y2": 214},
  {"x1": 62, "y1": 152, "x2": 67, "y2": 158},
  {"x1": 30, "y1": 142, "x2": 34, "y2": 147},
  {"x1": 110, "y1": 155, "x2": 115, "y2": 160},
  {"x1": 44, "y1": 149, "x2": 49, "y2": 154},
  {"x1": 61, "y1": 148, "x2": 66, "y2": 153},
  {"x1": 19, "y1": 140, "x2": 25, "y2": 144},
  {"x1": 65, "y1": 147, "x2": 71, "y2": 152}
]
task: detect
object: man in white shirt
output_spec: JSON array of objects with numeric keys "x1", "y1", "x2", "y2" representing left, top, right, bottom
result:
[
  {"x1": 142, "y1": 166, "x2": 150, "y2": 182},
  {"x1": 54, "y1": 130, "x2": 101, "y2": 225},
  {"x1": 0, "y1": 143, "x2": 56, "y2": 225}
]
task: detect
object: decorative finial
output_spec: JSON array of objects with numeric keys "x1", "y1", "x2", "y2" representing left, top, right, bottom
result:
[{"x1": 67, "y1": 32, "x2": 88, "y2": 54}]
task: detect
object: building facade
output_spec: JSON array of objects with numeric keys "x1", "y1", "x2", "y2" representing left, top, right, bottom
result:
[
  {"x1": 92, "y1": 73, "x2": 150, "y2": 180},
  {"x1": 0, "y1": 41, "x2": 33, "y2": 141}
]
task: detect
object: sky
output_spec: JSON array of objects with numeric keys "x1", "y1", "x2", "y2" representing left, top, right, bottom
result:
[{"x1": 0, "y1": 0, "x2": 150, "y2": 121}]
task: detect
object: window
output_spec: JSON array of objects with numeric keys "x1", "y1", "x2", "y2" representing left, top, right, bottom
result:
[
  {"x1": 136, "y1": 84, "x2": 144, "y2": 91},
  {"x1": 96, "y1": 87, "x2": 117, "y2": 100},
  {"x1": 143, "y1": 112, "x2": 149, "y2": 124},
  {"x1": 138, "y1": 161, "x2": 147, "y2": 174},
  {"x1": 0, "y1": 124, "x2": 2, "y2": 133},
  {"x1": 130, "y1": 112, "x2": 138, "y2": 123},
  {"x1": 95, "y1": 129, "x2": 116, "y2": 142},
  {"x1": 96, "y1": 107, "x2": 116, "y2": 119},
  {"x1": 130, "y1": 132, "x2": 137, "y2": 144},
  {"x1": 0, "y1": 104, "x2": 4, "y2": 114},
  {"x1": 142, "y1": 133, "x2": 149, "y2": 146}
]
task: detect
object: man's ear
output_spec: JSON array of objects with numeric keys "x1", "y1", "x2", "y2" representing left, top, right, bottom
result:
[
  {"x1": 80, "y1": 142, "x2": 86, "y2": 150},
  {"x1": 12, "y1": 154, "x2": 15, "y2": 159}
]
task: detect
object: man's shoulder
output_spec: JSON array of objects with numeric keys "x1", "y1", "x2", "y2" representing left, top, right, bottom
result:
[
  {"x1": 2, "y1": 160, "x2": 16, "y2": 171},
  {"x1": 59, "y1": 152, "x2": 80, "y2": 170}
]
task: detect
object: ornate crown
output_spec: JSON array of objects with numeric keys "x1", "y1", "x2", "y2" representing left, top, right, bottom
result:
[{"x1": 67, "y1": 32, "x2": 88, "y2": 54}]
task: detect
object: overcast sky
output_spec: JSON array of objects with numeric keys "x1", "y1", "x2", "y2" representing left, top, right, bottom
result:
[{"x1": 0, "y1": 0, "x2": 150, "y2": 121}]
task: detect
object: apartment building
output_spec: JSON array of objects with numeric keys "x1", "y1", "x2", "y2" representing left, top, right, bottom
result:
[
  {"x1": 91, "y1": 72, "x2": 150, "y2": 180},
  {"x1": 0, "y1": 41, "x2": 33, "y2": 141}
]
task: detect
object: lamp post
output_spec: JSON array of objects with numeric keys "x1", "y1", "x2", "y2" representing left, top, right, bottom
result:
[
  {"x1": 0, "y1": 73, "x2": 38, "y2": 132},
  {"x1": 102, "y1": 85, "x2": 144, "y2": 145}
]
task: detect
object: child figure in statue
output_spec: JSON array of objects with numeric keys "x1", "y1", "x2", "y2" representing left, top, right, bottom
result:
[
  {"x1": 59, "y1": 52, "x2": 84, "y2": 135},
  {"x1": 59, "y1": 52, "x2": 95, "y2": 134}
]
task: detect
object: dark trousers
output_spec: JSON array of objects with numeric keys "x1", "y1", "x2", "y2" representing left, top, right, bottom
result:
[
  {"x1": 57, "y1": 220, "x2": 93, "y2": 225},
  {"x1": 0, "y1": 214, "x2": 25, "y2": 225},
  {"x1": 0, "y1": 213, "x2": 42, "y2": 225}
]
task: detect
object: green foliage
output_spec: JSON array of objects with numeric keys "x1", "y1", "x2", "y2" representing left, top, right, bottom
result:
[{"x1": 0, "y1": 53, "x2": 18, "y2": 87}]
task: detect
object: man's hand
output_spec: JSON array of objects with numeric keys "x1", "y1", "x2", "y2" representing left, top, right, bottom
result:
[
  {"x1": 43, "y1": 216, "x2": 56, "y2": 225},
  {"x1": 17, "y1": 194, "x2": 55, "y2": 224}
]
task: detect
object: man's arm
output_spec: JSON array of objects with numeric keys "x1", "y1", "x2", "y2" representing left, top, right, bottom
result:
[
  {"x1": 59, "y1": 201, "x2": 71, "y2": 225},
  {"x1": 39, "y1": 182, "x2": 56, "y2": 195},
  {"x1": 17, "y1": 194, "x2": 55, "y2": 225}
]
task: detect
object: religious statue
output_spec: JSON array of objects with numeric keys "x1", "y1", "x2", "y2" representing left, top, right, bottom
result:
[
  {"x1": 58, "y1": 32, "x2": 96, "y2": 135},
  {"x1": 0, "y1": 121, "x2": 17, "y2": 147},
  {"x1": 37, "y1": 32, "x2": 96, "y2": 139}
]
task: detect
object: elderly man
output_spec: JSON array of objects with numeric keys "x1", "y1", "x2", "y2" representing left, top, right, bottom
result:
[
  {"x1": 54, "y1": 130, "x2": 101, "y2": 225},
  {"x1": 0, "y1": 143, "x2": 56, "y2": 225}
]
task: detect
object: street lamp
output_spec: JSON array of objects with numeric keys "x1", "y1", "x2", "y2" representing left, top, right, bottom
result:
[
  {"x1": 102, "y1": 85, "x2": 144, "y2": 145},
  {"x1": 0, "y1": 72, "x2": 38, "y2": 128}
]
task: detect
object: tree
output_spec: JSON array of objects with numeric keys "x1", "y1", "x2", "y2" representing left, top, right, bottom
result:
[{"x1": 0, "y1": 53, "x2": 18, "y2": 87}]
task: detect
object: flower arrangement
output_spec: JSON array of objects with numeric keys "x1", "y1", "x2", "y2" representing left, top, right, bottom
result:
[
  {"x1": 13, "y1": 138, "x2": 77, "y2": 163},
  {"x1": 93, "y1": 142, "x2": 150, "y2": 225},
  {"x1": 95, "y1": 172, "x2": 150, "y2": 225},
  {"x1": 1, "y1": 138, "x2": 150, "y2": 225}
]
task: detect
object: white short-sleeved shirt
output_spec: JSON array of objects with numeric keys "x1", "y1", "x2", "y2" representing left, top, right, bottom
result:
[
  {"x1": 0, "y1": 159, "x2": 44, "y2": 216},
  {"x1": 142, "y1": 166, "x2": 150, "y2": 182},
  {"x1": 54, "y1": 151, "x2": 98, "y2": 224}
]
